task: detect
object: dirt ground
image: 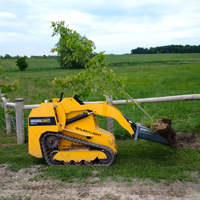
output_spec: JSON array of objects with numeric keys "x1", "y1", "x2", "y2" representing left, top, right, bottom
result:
[
  {"x1": 176, "y1": 132, "x2": 200, "y2": 149},
  {"x1": 0, "y1": 164, "x2": 200, "y2": 200}
]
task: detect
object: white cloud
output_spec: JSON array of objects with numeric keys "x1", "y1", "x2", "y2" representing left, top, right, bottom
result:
[
  {"x1": 0, "y1": 12, "x2": 16, "y2": 19},
  {"x1": 0, "y1": 12, "x2": 17, "y2": 26},
  {"x1": 0, "y1": 32, "x2": 34, "y2": 43},
  {"x1": 0, "y1": 0, "x2": 200, "y2": 56},
  {"x1": 44, "y1": 11, "x2": 98, "y2": 27}
]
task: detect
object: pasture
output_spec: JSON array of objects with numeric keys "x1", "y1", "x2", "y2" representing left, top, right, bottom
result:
[
  {"x1": 0, "y1": 53, "x2": 200, "y2": 135},
  {"x1": 0, "y1": 53, "x2": 200, "y2": 184}
]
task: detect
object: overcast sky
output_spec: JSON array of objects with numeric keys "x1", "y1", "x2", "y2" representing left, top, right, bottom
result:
[{"x1": 0, "y1": 0, "x2": 200, "y2": 57}]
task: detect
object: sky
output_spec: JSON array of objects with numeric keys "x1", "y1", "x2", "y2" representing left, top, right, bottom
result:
[{"x1": 0, "y1": 0, "x2": 200, "y2": 57}]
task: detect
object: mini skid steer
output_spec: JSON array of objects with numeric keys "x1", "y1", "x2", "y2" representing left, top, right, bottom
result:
[{"x1": 28, "y1": 94, "x2": 169, "y2": 166}]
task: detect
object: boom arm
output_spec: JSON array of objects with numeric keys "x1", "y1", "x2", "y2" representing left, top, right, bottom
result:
[
  {"x1": 63, "y1": 101, "x2": 135, "y2": 136},
  {"x1": 56, "y1": 96, "x2": 169, "y2": 146}
]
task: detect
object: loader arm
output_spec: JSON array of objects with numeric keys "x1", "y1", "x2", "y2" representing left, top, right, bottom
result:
[
  {"x1": 67, "y1": 102, "x2": 169, "y2": 146},
  {"x1": 63, "y1": 101, "x2": 135, "y2": 136}
]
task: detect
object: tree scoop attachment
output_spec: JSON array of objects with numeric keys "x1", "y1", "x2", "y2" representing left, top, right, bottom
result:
[
  {"x1": 133, "y1": 122, "x2": 169, "y2": 146},
  {"x1": 133, "y1": 119, "x2": 180, "y2": 148}
]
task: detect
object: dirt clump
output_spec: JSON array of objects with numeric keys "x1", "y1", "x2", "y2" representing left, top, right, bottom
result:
[
  {"x1": 151, "y1": 118, "x2": 200, "y2": 149},
  {"x1": 151, "y1": 118, "x2": 178, "y2": 148}
]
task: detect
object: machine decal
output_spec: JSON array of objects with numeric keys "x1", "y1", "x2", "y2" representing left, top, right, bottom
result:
[
  {"x1": 29, "y1": 117, "x2": 56, "y2": 126},
  {"x1": 76, "y1": 127, "x2": 101, "y2": 137}
]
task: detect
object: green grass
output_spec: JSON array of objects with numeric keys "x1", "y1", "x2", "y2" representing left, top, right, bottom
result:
[
  {"x1": 1, "y1": 53, "x2": 200, "y2": 71},
  {"x1": 0, "y1": 138, "x2": 199, "y2": 183},
  {"x1": 0, "y1": 144, "x2": 44, "y2": 171},
  {"x1": 0, "y1": 57, "x2": 60, "y2": 72},
  {"x1": 0, "y1": 53, "x2": 200, "y2": 183},
  {"x1": 0, "y1": 133, "x2": 16, "y2": 144},
  {"x1": 0, "y1": 106, "x2": 6, "y2": 133},
  {"x1": 106, "y1": 53, "x2": 200, "y2": 66},
  {"x1": 0, "y1": 55, "x2": 200, "y2": 136}
]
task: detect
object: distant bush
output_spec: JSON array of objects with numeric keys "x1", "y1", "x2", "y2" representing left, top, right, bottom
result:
[
  {"x1": 4, "y1": 54, "x2": 12, "y2": 59},
  {"x1": 16, "y1": 57, "x2": 28, "y2": 71}
]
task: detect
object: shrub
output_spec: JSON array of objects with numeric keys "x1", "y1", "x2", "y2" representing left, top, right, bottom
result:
[{"x1": 16, "y1": 57, "x2": 28, "y2": 71}]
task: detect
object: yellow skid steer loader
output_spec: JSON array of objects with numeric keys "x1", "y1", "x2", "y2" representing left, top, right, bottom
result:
[{"x1": 28, "y1": 94, "x2": 168, "y2": 166}]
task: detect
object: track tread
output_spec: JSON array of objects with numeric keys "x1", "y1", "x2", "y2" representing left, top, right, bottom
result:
[{"x1": 41, "y1": 132, "x2": 115, "y2": 166}]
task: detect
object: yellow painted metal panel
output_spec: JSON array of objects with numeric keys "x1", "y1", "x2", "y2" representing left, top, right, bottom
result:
[
  {"x1": 28, "y1": 103, "x2": 59, "y2": 158},
  {"x1": 63, "y1": 102, "x2": 134, "y2": 135},
  {"x1": 54, "y1": 150, "x2": 106, "y2": 162},
  {"x1": 28, "y1": 97, "x2": 133, "y2": 164}
]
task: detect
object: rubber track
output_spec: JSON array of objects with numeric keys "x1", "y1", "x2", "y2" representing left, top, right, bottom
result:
[{"x1": 41, "y1": 132, "x2": 115, "y2": 166}]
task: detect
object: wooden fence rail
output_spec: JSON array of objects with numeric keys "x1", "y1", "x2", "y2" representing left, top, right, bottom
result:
[{"x1": 1, "y1": 93, "x2": 200, "y2": 144}]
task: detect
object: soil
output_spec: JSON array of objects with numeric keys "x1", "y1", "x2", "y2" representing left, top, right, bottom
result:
[
  {"x1": 151, "y1": 118, "x2": 200, "y2": 149},
  {"x1": 0, "y1": 164, "x2": 200, "y2": 200}
]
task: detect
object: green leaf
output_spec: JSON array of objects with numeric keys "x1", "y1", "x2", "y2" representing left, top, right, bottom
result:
[{"x1": 50, "y1": 21, "x2": 126, "y2": 99}]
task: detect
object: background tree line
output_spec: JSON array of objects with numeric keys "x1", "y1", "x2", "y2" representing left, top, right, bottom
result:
[
  {"x1": 131, "y1": 44, "x2": 200, "y2": 54},
  {"x1": 1, "y1": 44, "x2": 199, "y2": 70},
  {"x1": 0, "y1": 54, "x2": 58, "y2": 59}
]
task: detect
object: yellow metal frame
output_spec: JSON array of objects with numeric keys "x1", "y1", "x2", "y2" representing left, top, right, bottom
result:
[
  {"x1": 28, "y1": 97, "x2": 135, "y2": 161},
  {"x1": 54, "y1": 150, "x2": 106, "y2": 162}
]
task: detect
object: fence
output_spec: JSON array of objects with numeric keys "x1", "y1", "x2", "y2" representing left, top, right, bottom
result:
[{"x1": 1, "y1": 91, "x2": 200, "y2": 144}]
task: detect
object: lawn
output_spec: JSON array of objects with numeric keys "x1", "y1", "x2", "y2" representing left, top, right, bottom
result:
[
  {"x1": 0, "y1": 53, "x2": 199, "y2": 183},
  {"x1": 0, "y1": 54, "x2": 200, "y2": 134},
  {"x1": 0, "y1": 57, "x2": 60, "y2": 72},
  {"x1": 106, "y1": 53, "x2": 200, "y2": 66},
  {"x1": 0, "y1": 135, "x2": 199, "y2": 184}
]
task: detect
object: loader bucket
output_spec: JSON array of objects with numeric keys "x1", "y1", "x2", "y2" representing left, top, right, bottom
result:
[{"x1": 133, "y1": 123, "x2": 169, "y2": 145}]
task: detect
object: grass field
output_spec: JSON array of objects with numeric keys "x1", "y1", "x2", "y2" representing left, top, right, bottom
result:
[
  {"x1": 0, "y1": 57, "x2": 60, "y2": 72},
  {"x1": 106, "y1": 53, "x2": 200, "y2": 66},
  {"x1": 1, "y1": 54, "x2": 199, "y2": 135},
  {"x1": 0, "y1": 53, "x2": 200, "y2": 183},
  {"x1": 1, "y1": 53, "x2": 200, "y2": 71}
]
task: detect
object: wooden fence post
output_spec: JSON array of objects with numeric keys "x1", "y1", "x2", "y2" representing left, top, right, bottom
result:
[
  {"x1": 15, "y1": 98, "x2": 25, "y2": 144},
  {"x1": 106, "y1": 96, "x2": 113, "y2": 134},
  {"x1": 3, "y1": 98, "x2": 12, "y2": 134}
]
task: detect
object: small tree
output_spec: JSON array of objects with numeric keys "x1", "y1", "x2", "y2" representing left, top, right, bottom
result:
[
  {"x1": 51, "y1": 21, "x2": 153, "y2": 121},
  {"x1": 16, "y1": 57, "x2": 28, "y2": 71},
  {"x1": 4, "y1": 54, "x2": 11, "y2": 59},
  {"x1": 54, "y1": 27, "x2": 95, "y2": 69},
  {"x1": 51, "y1": 21, "x2": 125, "y2": 98}
]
